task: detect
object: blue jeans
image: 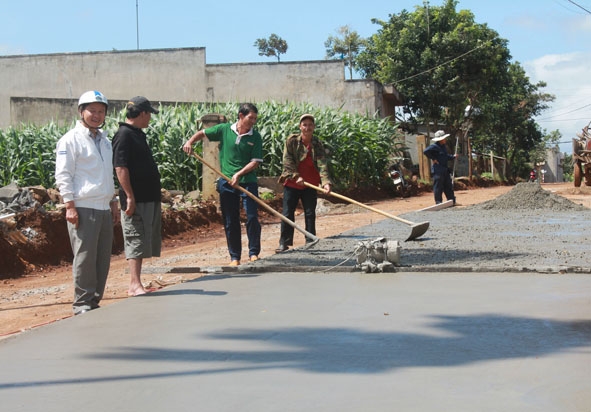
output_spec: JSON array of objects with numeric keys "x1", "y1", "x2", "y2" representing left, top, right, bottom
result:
[
  {"x1": 217, "y1": 179, "x2": 261, "y2": 261},
  {"x1": 279, "y1": 186, "x2": 317, "y2": 246}
]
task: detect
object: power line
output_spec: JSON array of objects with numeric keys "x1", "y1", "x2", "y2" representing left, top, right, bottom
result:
[
  {"x1": 540, "y1": 103, "x2": 591, "y2": 120},
  {"x1": 136, "y1": 0, "x2": 140, "y2": 50},
  {"x1": 538, "y1": 103, "x2": 591, "y2": 120},
  {"x1": 565, "y1": 0, "x2": 591, "y2": 14},
  {"x1": 394, "y1": 42, "x2": 489, "y2": 84},
  {"x1": 538, "y1": 118, "x2": 590, "y2": 122}
]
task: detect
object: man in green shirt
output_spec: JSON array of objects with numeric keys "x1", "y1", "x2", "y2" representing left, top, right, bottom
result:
[{"x1": 183, "y1": 103, "x2": 263, "y2": 266}]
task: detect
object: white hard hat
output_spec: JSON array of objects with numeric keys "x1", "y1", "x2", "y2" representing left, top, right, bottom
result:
[{"x1": 78, "y1": 90, "x2": 108, "y2": 108}]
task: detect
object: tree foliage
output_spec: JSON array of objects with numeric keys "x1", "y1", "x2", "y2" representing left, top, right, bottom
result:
[
  {"x1": 254, "y1": 34, "x2": 288, "y2": 62},
  {"x1": 472, "y1": 64, "x2": 555, "y2": 177},
  {"x1": 324, "y1": 25, "x2": 365, "y2": 80},
  {"x1": 355, "y1": 0, "x2": 554, "y2": 179}
]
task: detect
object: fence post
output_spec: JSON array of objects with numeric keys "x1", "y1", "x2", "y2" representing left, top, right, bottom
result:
[
  {"x1": 200, "y1": 114, "x2": 227, "y2": 200},
  {"x1": 417, "y1": 135, "x2": 429, "y2": 181}
]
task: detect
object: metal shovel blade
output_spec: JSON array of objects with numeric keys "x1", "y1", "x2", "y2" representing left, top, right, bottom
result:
[
  {"x1": 304, "y1": 238, "x2": 320, "y2": 249},
  {"x1": 406, "y1": 221, "x2": 430, "y2": 241},
  {"x1": 302, "y1": 181, "x2": 430, "y2": 242}
]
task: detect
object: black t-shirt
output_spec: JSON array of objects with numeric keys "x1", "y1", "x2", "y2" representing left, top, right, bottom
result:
[{"x1": 112, "y1": 122, "x2": 161, "y2": 207}]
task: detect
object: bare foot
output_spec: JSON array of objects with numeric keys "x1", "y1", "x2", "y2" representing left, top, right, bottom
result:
[{"x1": 127, "y1": 287, "x2": 147, "y2": 297}]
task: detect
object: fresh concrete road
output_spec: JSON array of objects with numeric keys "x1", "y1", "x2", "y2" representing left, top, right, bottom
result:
[{"x1": 0, "y1": 271, "x2": 589, "y2": 411}]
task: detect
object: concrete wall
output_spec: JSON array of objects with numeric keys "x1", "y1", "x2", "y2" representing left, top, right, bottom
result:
[
  {"x1": 542, "y1": 147, "x2": 564, "y2": 183},
  {"x1": 1, "y1": 47, "x2": 397, "y2": 128},
  {"x1": 1, "y1": 48, "x2": 207, "y2": 127},
  {"x1": 205, "y1": 61, "x2": 386, "y2": 116},
  {"x1": 205, "y1": 61, "x2": 345, "y2": 105}
]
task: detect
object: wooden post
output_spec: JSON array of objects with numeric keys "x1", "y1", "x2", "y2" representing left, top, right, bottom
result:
[
  {"x1": 417, "y1": 134, "x2": 430, "y2": 181},
  {"x1": 200, "y1": 114, "x2": 227, "y2": 200},
  {"x1": 468, "y1": 137, "x2": 473, "y2": 179}
]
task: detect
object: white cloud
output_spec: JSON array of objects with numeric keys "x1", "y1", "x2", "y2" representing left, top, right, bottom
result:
[
  {"x1": 525, "y1": 52, "x2": 591, "y2": 152},
  {"x1": 566, "y1": 13, "x2": 591, "y2": 32}
]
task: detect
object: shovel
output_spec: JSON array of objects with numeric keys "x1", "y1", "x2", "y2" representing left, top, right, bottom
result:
[
  {"x1": 189, "y1": 152, "x2": 319, "y2": 246},
  {"x1": 303, "y1": 182, "x2": 429, "y2": 241}
]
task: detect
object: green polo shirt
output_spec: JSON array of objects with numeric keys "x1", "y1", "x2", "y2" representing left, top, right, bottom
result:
[{"x1": 204, "y1": 122, "x2": 263, "y2": 184}]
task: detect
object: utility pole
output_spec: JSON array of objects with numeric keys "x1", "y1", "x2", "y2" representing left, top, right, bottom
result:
[
  {"x1": 424, "y1": 1, "x2": 430, "y2": 39},
  {"x1": 136, "y1": 0, "x2": 139, "y2": 50}
]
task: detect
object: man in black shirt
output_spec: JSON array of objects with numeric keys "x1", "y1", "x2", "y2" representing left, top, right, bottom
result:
[{"x1": 112, "y1": 96, "x2": 161, "y2": 296}]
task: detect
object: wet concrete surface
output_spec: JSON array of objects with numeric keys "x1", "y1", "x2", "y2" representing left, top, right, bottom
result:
[
  {"x1": 249, "y1": 207, "x2": 591, "y2": 274},
  {"x1": 1, "y1": 198, "x2": 591, "y2": 411},
  {"x1": 0, "y1": 271, "x2": 590, "y2": 411}
]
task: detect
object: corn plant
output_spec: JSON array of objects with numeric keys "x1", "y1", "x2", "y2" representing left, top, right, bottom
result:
[
  {"x1": 0, "y1": 121, "x2": 67, "y2": 188},
  {"x1": 145, "y1": 104, "x2": 203, "y2": 191},
  {"x1": 0, "y1": 101, "x2": 403, "y2": 193}
]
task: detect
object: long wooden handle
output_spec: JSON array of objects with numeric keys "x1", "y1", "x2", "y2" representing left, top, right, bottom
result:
[
  {"x1": 190, "y1": 153, "x2": 319, "y2": 242},
  {"x1": 303, "y1": 182, "x2": 415, "y2": 226}
]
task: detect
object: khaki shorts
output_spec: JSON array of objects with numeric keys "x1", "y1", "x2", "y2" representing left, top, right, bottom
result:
[{"x1": 121, "y1": 201, "x2": 162, "y2": 259}]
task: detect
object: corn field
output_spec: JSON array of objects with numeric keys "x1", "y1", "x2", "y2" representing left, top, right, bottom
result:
[{"x1": 0, "y1": 101, "x2": 404, "y2": 192}]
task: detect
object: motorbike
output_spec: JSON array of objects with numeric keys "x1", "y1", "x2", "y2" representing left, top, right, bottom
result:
[
  {"x1": 529, "y1": 170, "x2": 537, "y2": 182},
  {"x1": 388, "y1": 160, "x2": 409, "y2": 197}
]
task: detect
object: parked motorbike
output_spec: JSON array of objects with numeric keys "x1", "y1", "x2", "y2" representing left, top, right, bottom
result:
[
  {"x1": 388, "y1": 161, "x2": 409, "y2": 197},
  {"x1": 529, "y1": 169, "x2": 537, "y2": 182}
]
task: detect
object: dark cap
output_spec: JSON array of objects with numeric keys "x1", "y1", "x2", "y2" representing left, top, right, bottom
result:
[{"x1": 126, "y1": 96, "x2": 159, "y2": 114}]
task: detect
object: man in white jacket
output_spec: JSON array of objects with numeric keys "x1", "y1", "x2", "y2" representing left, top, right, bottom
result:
[{"x1": 55, "y1": 90, "x2": 119, "y2": 315}]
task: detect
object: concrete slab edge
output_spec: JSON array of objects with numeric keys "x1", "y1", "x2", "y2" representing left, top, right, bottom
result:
[{"x1": 142, "y1": 265, "x2": 591, "y2": 275}]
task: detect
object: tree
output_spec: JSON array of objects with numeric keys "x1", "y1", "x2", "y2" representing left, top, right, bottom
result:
[
  {"x1": 357, "y1": 0, "x2": 511, "y2": 134},
  {"x1": 324, "y1": 25, "x2": 365, "y2": 80},
  {"x1": 563, "y1": 152, "x2": 573, "y2": 181},
  {"x1": 355, "y1": 0, "x2": 554, "y2": 179},
  {"x1": 471, "y1": 63, "x2": 554, "y2": 178},
  {"x1": 254, "y1": 34, "x2": 288, "y2": 62}
]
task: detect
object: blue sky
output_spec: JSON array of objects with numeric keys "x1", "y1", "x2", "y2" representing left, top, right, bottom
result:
[{"x1": 1, "y1": 0, "x2": 590, "y2": 153}]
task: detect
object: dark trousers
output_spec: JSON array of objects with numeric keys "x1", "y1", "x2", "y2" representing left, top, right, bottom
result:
[
  {"x1": 279, "y1": 186, "x2": 317, "y2": 246},
  {"x1": 432, "y1": 172, "x2": 455, "y2": 204},
  {"x1": 217, "y1": 180, "x2": 261, "y2": 261}
]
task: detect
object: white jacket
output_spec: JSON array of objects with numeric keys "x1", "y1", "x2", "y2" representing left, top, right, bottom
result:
[{"x1": 55, "y1": 121, "x2": 115, "y2": 210}]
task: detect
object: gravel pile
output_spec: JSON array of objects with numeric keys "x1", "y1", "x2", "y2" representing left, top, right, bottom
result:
[{"x1": 472, "y1": 182, "x2": 587, "y2": 211}]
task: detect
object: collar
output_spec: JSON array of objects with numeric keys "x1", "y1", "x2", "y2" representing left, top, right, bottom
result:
[
  {"x1": 76, "y1": 120, "x2": 103, "y2": 139},
  {"x1": 118, "y1": 122, "x2": 147, "y2": 138},
  {"x1": 299, "y1": 134, "x2": 314, "y2": 145},
  {"x1": 231, "y1": 122, "x2": 253, "y2": 144},
  {"x1": 119, "y1": 121, "x2": 143, "y2": 131},
  {"x1": 231, "y1": 122, "x2": 254, "y2": 137}
]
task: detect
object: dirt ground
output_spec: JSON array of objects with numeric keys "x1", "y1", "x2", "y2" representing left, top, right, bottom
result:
[{"x1": 1, "y1": 182, "x2": 588, "y2": 339}]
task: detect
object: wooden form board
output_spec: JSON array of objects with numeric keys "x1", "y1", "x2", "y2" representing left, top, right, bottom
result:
[{"x1": 418, "y1": 199, "x2": 454, "y2": 212}]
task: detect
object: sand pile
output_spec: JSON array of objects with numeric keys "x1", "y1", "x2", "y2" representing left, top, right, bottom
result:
[{"x1": 471, "y1": 182, "x2": 588, "y2": 211}]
